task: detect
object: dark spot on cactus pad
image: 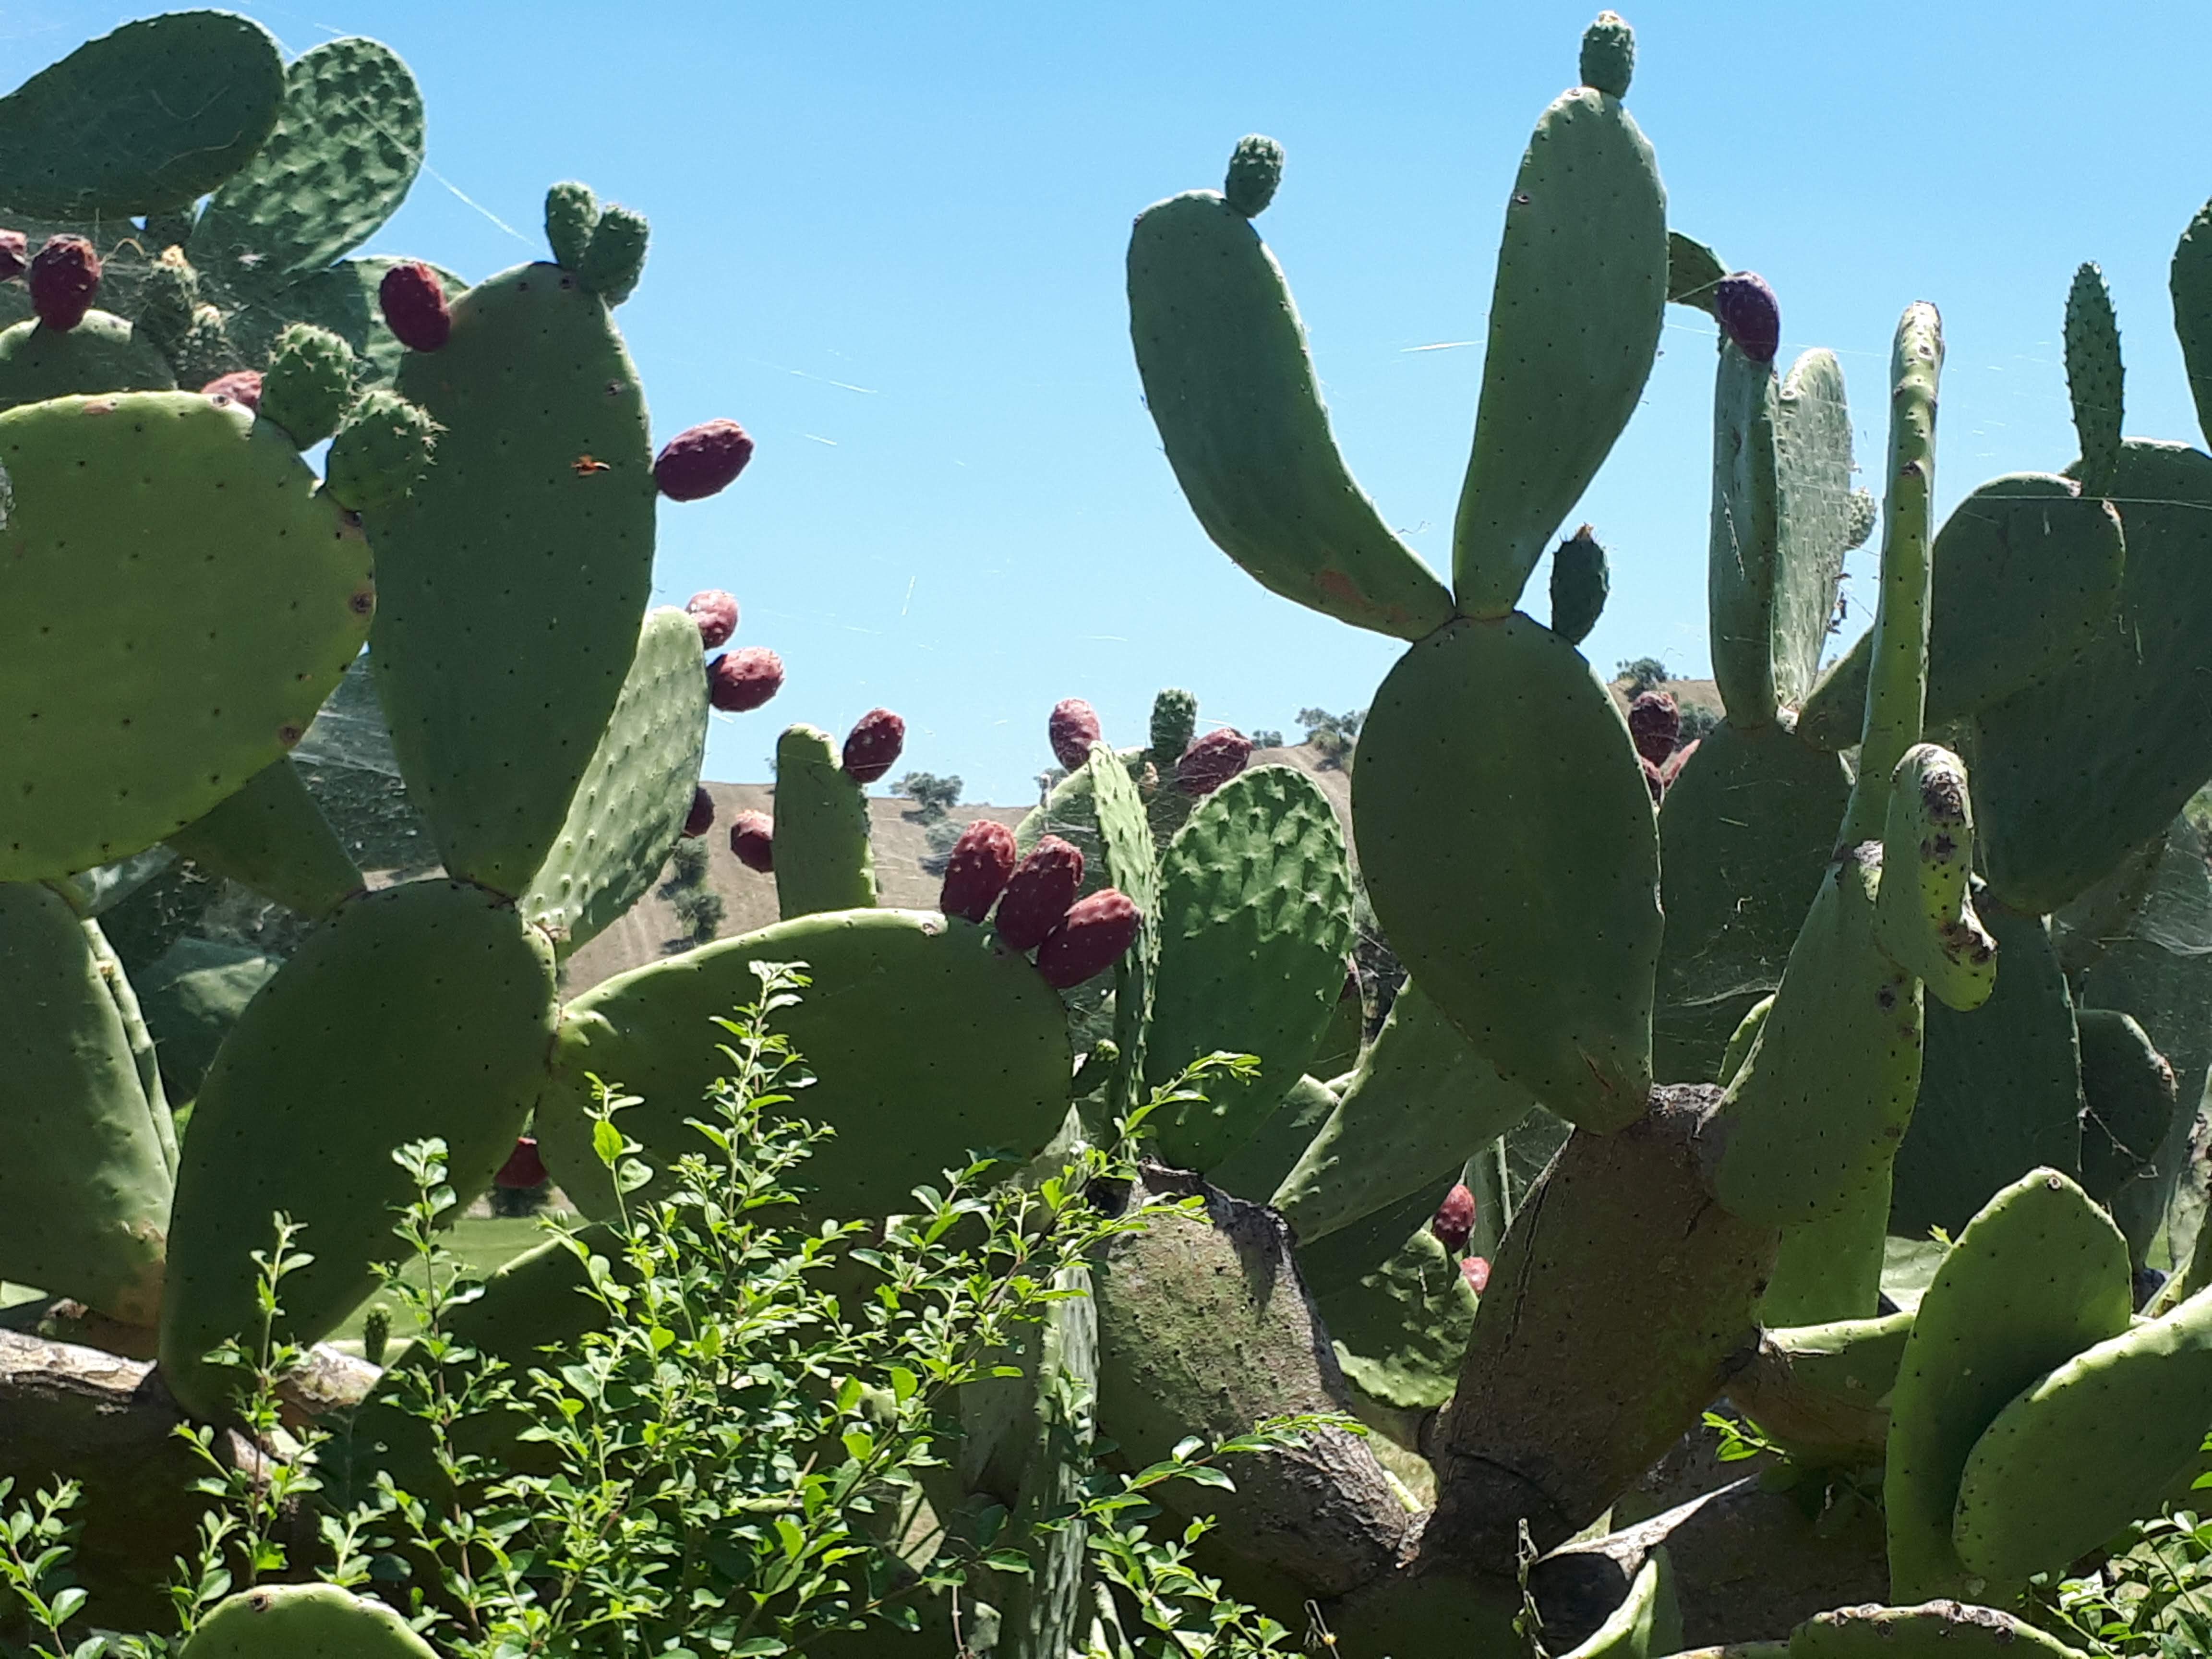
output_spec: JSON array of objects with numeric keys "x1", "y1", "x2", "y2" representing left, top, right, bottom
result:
[
  {"x1": 996, "y1": 837, "x2": 1086, "y2": 952},
  {"x1": 1931, "y1": 833, "x2": 1957, "y2": 858},
  {"x1": 1627, "y1": 689, "x2": 1679, "y2": 766},
  {"x1": 682, "y1": 786, "x2": 714, "y2": 838},
  {"x1": 199, "y1": 370, "x2": 263, "y2": 411},
  {"x1": 1049, "y1": 698, "x2": 1103, "y2": 771},
  {"x1": 1877, "y1": 984, "x2": 1897, "y2": 1011},
  {"x1": 277, "y1": 724, "x2": 303, "y2": 748},
  {"x1": 1713, "y1": 271, "x2": 1781, "y2": 365},
  {"x1": 348, "y1": 584, "x2": 375, "y2": 616},
  {"x1": 1431, "y1": 1183, "x2": 1477, "y2": 1253},
  {"x1": 29, "y1": 236, "x2": 99, "y2": 332},
  {"x1": 1920, "y1": 765, "x2": 1966, "y2": 822},
  {"x1": 0, "y1": 231, "x2": 25, "y2": 282},
  {"x1": 940, "y1": 819, "x2": 1018, "y2": 922},
  {"x1": 686, "y1": 589, "x2": 739, "y2": 649},
  {"x1": 1177, "y1": 729, "x2": 1254, "y2": 796},
  {"x1": 379, "y1": 261, "x2": 451, "y2": 351},
  {"x1": 707, "y1": 648, "x2": 783, "y2": 713},
  {"x1": 842, "y1": 707, "x2": 905, "y2": 784},
  {"x1": 1036, "y1": 888, "x2": 1142, "y2": 988},
  {"x1": 1462, "y1": 1256, "x2": 1491, "y2": 1295},
  {"x1": 494, "y1": 1136, "x2": 549, "y2": 1190},
  {"x1": 729, "y1": 810, "x2": 774, "y2": 872},
  {"x1": 654, "y1": 419, "x2": 755, "y2": 501}
]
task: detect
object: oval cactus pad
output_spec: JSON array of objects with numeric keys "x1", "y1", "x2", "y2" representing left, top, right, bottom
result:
[{"x1": 0, "y1": 392, "x2": 373, "y2": 881}]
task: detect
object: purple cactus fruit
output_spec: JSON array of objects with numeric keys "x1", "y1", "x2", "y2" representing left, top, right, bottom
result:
[
  {"x1": 379, "y1": 260, "x2": 451, "y2": 351},
  {"x1": 1462, "y1": 1256, "x2": 1491, "y2": 1295},
  {"x1": 0, "y1": 231, "x2": 26, "y2": 282},
  {"x1": 939, "y1": 820, "x2": 1018, "y2": 923},
  {"x1": 842, "y1": 707, "x2": 905, "y2": 784},
  {"x1": 729, "y1": 810, "x2": 775, "y2": 872},
  {"x1": 1036, "y1": 888, "x2": 1142, "y2": 988},
  {"x1": 1660, "y1": 738, "x2": 1700, "y2": 789},
  {"x1": 1713, "y1": 271, "x2": 1780, "y2": 365},
  {"x1": 995, "y1": 836, "x2": 1085, "y2": 951},
  {"x1": 1431, "y1": 1183, "x2": 1476, "y2": 1254},
  {"x1": 29, "y1": 235, "x2": 99, "y2": 332},
  {"x1": 685, "y1": 589, "x2": 740, "y2": 649},
  {"x1": 1048, "y1": 698, "x2": 1103, "y2": 771},
  {"x1": 1177, "y1": 729, "x2": 1254, "y2": 797},
  {"x1": 654, "y1": 419, "x2": 755, "y2": 501},
  {"x1": 1627, "y1": 690, "x2": 1679, "y2": 767},
  {"x1": 681, "y1": 786, "x2": 715, "y2": 838},
  {"x1": 707, "y1": 647, "x2": 784, "y2": 712},
  {"x1": 494, "y1": 1135, "x2": 549, "y2": 1190},
  {"x1": 199, "y1": 370, "x2": 264, "y2": 411},
  {"x1": 1641, "y1": 755, "x2": 1665, "y2": 805}
]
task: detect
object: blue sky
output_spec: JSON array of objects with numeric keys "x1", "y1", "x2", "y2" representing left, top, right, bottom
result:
[{"x1": 12, "y1": 2, "x2": 2210, "y2": 803}]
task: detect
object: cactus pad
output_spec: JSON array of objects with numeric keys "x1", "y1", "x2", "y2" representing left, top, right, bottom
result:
[
  {"x1": 1307, "y1": 1212, "x2": 1481, "y2": 1429},
  {"x1": 1769, "y1": 349, "x2": 1860, "y2": 709},
  {"x1": 165, "y1": 757, "x2": 364, "y2": 918},
  {"x1": 1549, "y1": 526, "x2": 1611, "y2": 645},
  {"x1": 1707, "y1": 342, "x2": 1782, "y2": 722},
  {"x1": 0, "y1": 312, "x2": 174, "y2": 410},
  {"x1": 1871, "y1": 745, "x2": 1995, "y2": 1012},
  {"x1": 771, "y1": 724, "x2": 878, "y2": 919},
  {"x1": 2066, "y1": 262, "x2": 2124, "y2": 495},
  {"x1": 256, "y1": 324, "x2": 354, "y2": 449},
  {"x1": 1788, "y1": 1601, "x2": 2081, "y2": 1657},
  {"x1": 181, "y1": 1583, "x2": 436, "y2": 1659}
]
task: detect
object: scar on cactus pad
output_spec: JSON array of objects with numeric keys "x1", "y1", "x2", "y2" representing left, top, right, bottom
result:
[
  {"x1": 941, "y1": 819, "x2": 1018, "y2": 921},
  {"x1": 729, "y1": 810, "x2": 773, "y2": 871},
  {"x1": 686, "y1": 588, "x2": 739, "y2": 648},
  {"x1": 29, "y1": 235, "x2": 99, "y2": 331},
  {"x1": 842, "y1": 707, "x2": 905, "y2": 783}
]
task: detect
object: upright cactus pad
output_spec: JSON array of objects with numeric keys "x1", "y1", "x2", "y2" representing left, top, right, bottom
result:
[
  {"x1": 164, "y1": 757, "x2": 364, "y2": 918},
  {"x1": 1870, "y1": 745, "x2": 1995, "y2": 1012},
  {"x1": 1086, "y1": 742, "x2": 1163, "y2": 1117},
  {"x1": 1548, "y1": 526, "x2": 1611, "y2": 645},
  {"x1": 2065, "y1": 262, "x2": 2123, "y2": 495},
  {"x1": 256, "y1": 324, "x2": 355, "y2": 449},
  {"x1": 1707, "y1": 341, "x2": 1782, "y2": 723},
  {"x1": 181, "y1": 1584, "x2": 436, "y2": 1659},
  {"x1": 771, "y1": 724, "x2": 878, "y2": 919},
  {"x1": 2171, "y1": 199, "x2": 2212, "y2": 451},
  {"x1": 1769, "y1": 349, "x2": 1861, "y2": 709},
  {"x1": 544, "y1": 181, "x2": 601, "y2": 271}
]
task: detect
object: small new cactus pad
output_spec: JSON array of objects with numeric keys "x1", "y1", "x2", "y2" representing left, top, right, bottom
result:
[
  {"x1": 708, "y1": 646, "x2": 784, "y2": 711},
  {"x1": 1354, "y1": 615, "x2": 1660, "y2": 1131},
  {"x1": 772, "y1": 724, "x2": 877, "y2": 918},
  {"x1": 0, "y1": 884, "x2": 172, "y2": 1326},
  {"x1": 165, "y1": 758, "x2": 364, "y2": 918},
  {"x1": 730, "y1": 809, "x2": 774, "y2": 872},
  {"x1": 1143, "y1": 766, "x2": 1356, "y2": 1171},
  {"x1": 0, "y1": 391, "x2": 373, "y2": 881},
  {"x1": 654, "y1": 418, "x2": 754, "y2": 500},
  {"x1": 842, "y1": 706, "x2": 905, "y2": 783},
  {"x1": 2076, "y1": 1008, "x2": 2178, "y2": 1201},
  {"x1": 187, "y1": 37, "x2": 425, "y2": 297},
  {"x1": 1881, "y1": 1168, "x2": 2132, "y2": 1602},
  {"x1": 369, "y1": 261, "x2": 655, "y2": 896},
  {"x1": 0, "y1": 13, "x2": 284, "y2": 217},
  {"x1": 1577, "y1": 11, "x2": 1637, "y2": 97},
  {"x1": 1036, "y1": 888, "x2": 1142, "y2": 988},
  {"x1": 1274, "y1": 980, "x2": 1537, "y2": 1242},
  {"x1": 1049, "y1": 698, "x2": 1103, "y2": 770},
  {"x1": 1548, "y1": 526, "x2": 1610, "y2": 645},
  {"x1": 1176, "y1": 729, "x2": 1253, "y2": 796},
  {"x1": 681, "y1": 787, "x2": 714, "y2": 838},
  {"x1": 1626, "y1": 691, "x2": 1678, "y2": 766},
  {"x1": 1224, "y1": 133, "x2": 1286, "y2": 216},
  {"x1": 1450, "y1": 71, "x2": 1667, "y2": 618},
  {"x1": 132, "y1": 245, "x2": 196, "y2": 352},
  {"x1": 323, "y1": 386, "x2": 437, "y2": 513},
  {"x1": 522, "y1": 607, "x2": 711, "y2": 957},
  {"x1": 2065, "y1": 261, "x2": 2123, "y2": 495},
  {"x1": 996, "y1": 837, "x2": 1086, "y2": 951},
  {"x1": 1126, "y1": 182, "x2": 1454, "y2": 638},
  {"x1": 1706, "y1": 338, "x2": 1783, "y2": 721},
  {"x1": 1431, "y1": 1183, "x2": 1476, "y2": 1253},
  {"x1": 1768, "y1": 349, "x2": 1861, "y2": 709},
  {"x1": 159, "y1": 881, "x2": 557, "y2": 1420},
  {"x1": 544, "y1": 180, "x2": 601, "y2": 270},
  {"x1": 940, "y1": 819, "x2": 1017, "y2": 921},
  {"x1": 1787, "y1": 1601, "x2": 2081, "y2": 1657},
  {"x1": 377, "y1": 259, "x2": 449, "y2": 350},
  {"x1": 0, "y1": 312, "x2": 175, "y2": 412},
  {"x1": 1665, "y1": 229, "x2": 1726, "y2": 313},
  {"x1": 538, "y1": 908, "x2": 1071, "y2": 1221},
  {"x1": 1149, "y1": 687, "x2": 1198, "y2": 765},
  {"x1": 182, "y1": 1585, "x2": 438, "y2": 1659},
  {"x1": 686, "y1": 588, "x2": 738, "y2": 648},
  {"x1": 28, "y1": 235, "x2": 98, "y2": 331},
  {"x1": 257, "y1": 324, "x2": 355, "y2": 448},
  {"x1": 1713, "y1": 272, "x2": 1780, "y2": 364},
  {"x1": 1871, "y1": 745, "x2": 1996, "y2": 1013},
  {"x1": 1952, "y1": 1285, "x2": 2212, "y2": 1586},
  {"x1": 576, "y1": 204, "x2": 649, "y2": 303}
]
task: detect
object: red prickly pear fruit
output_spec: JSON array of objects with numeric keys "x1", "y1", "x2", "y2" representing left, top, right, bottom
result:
[
  {"x1": 1048, "y1": 698, "x2": 1103, "y2": 771},
  {"x1": 1626, "y1": 690, "x2": 1679, "y2": 766},
  {"x1": 842, "y1": 707, "x2": 905, "y2": 784},
  {"x1": 0, "y1": 231, "x2": 26, "y2": 282},
  {"x1": 939, "y1": 820, "x2": 1018, "y2": 922},
  {"x1": 199, "y1": 370, "x2": 264, "y2": 411},
  {"x1": 1713, "y1": 271, "x2": 1780, "y2": 365},
  {"x1": 1177, "y1": 729, "x2": 1254, "y2": 796},
  {"x1": 681, "y1": 786, "x2": 715, "y2": 838},
  {"x1": 654, "y1": 419, "x2": 755, "y2": 501},
  {"x1": 707, "y1": 647, "x2": 784, "y2": 712},
  {"x1": 685, "y1": 589, "x2": 740, "y2": 649},
  {"x1": 494, "y1": 1135, "x2": 549, "y2": 1190},
  {"x1": 1036, "y1": 888, "x2": 1142, "y2": 988},
  {"x1": 995, "y1": 836, "x2": 1085, "y2": 951},
  {"x1": 1462, "y1": 1256, "x2": 1491, "y2": 1295},
  {"x1": 1660, "y1": 738, "x2": 1700, "y2": 788},
  {"x1": 29, "y1": 235, "x2": 99, "y2": 332},
  {"x1": 729, "y1": 810, "x2": 774, "y2": 872},
  {"x1": 379, "y1": 260, "x2": 451, "y2": 351},
  {"x1": 1641, "y1": 755, "x2": 1665, "y2": 805},
  {"x1": 1431, "y1": 1183, "x2": 1476, "y2": 1253}
]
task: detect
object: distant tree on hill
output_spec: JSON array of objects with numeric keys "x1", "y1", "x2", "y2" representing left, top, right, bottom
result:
[
  {"x1": 1616, "y1": 657, "x2": 1670, "y2": 696},
  {"x1": 1250, "y1": 728, "x2": 1285, "y2": 749},
  {"x1": 892, "y1": 772, "x2": 963, "y2": 819},
  {"x1": 1298, "y1": 707, "x2": 1365, "y2": 770}
]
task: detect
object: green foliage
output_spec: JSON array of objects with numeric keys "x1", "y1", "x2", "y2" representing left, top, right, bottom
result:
[
  {"x1": 2034, "y1": 1501, "x2": 2212, "y2": 1655},
  {"x1": 891, "y1": 771, "x2": 963, "y2": 819},
  {"x1": 1615, "y1": 656, "x2": 1670, "y2": 696},
  {"x1": 1296, "y1": 706, "x2": 1364, "y2": 769},
  {"x1": 670, "y1": 885, "x2": 726, "y2": 946}
]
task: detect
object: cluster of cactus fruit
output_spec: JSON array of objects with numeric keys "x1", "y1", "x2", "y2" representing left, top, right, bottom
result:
[{"x1": 12, "y1": 8, "x2": 2212, "y2": 1659}]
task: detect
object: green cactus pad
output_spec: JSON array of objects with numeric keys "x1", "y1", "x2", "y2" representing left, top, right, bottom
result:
[
  {"x1": 1891, "y1": 902, "x2": 2084, "y2": 1239},
  {"x1": 1549, "y1": 526, "x2": 1610, "y2": 645},
  {"x1": 1143, "y1": 766, "x2": 1356, "y2": 1171},
  {"x1": 1787, "y1": 1601, "x2": 2080, "y2": 1658},
  {"x1": 188, "y1": 38, "x2": 425, "y2": 298},
  {"x1": 231, "y1": 256, "x2": 469, "y2": 389},
  {"x1": 1223, "y1": 134, "x2": 1286, "y2": 217},
  {"x1": 1205, "y1": 1070, "x2": 1339, "y2": 1205},
  {"x1": 86, "y1": 920, "x2": 178, "y2": 1176},
  {"x1": 1310, "y1": 1215, "x2": 1480, "y2": 1425},
  {"x1": 535, "y1": 909, "x2": 1070, "y2": 1223},
  {"x1": 1970, "y1": 445, "x2": 2212, "y2": 913},
  {"x1": 324, "y1": 386, "x2": 437, "y2": 514},
  {"x1": 1355, "y1": 614, "x2": 1661, "y2": 1130},
  {"x1": 772, "y1": 724, "x2": 877, "y2": 919},
  {"x1": 1707, "y1": 343, "x2": 1781, "y2": 723},
  {"x1": 1561, "y1": 1551, "x2": 1680, "y2": 1659},
  {"x1": 1763, "y1": 1168, "x2": 1891, "y2": 1328},
  {"x1": 544, "y1": 181, "x2": 601, "y2": 270},
  {"x1": 1718, "y1": 993, "x2": 1770, "y2": 1085},
  {"x1": 1797, "y1": 475, "x2": 2127, "y2": 751},
  {"x1": 1734, "y1": 1310, "x2": 1912, "y2": 1468},
  {"x1": 2066, "y1": 263, "x2": 2123, "y2": 496},
  {"x1": 1273, "y1": 980, "x2": 1536, "y2": 1242},
  {"x1": 257, "y1": 324, "x2": 355, "y2": 449},
  {"x1": 576, "y1": 204, "x2": 649, "y2": 304},
  {"x1": 1087, "y1": 742, "x2": 1162, "y2": 1119},
  {"x1": 0, "y1": 883, "x2": 172, "y2": 1325},
  {"x1": 1451, "y1": 85, "x2": 1667, "y2": 619},
  {"x1": 134, "y1": 937, "x2": 283, "y2": 1105},
  {"x1": 0, "y1": 391, "x2": 373, "y2": 882},
  {"x1": 0, "y1": 313, "x2": 174, "y2": 411},
  {"x1": 1576, "y1": 11, "x2": 1637, "y2": 98},
  {"x1": 2075, "y1": 1009, "x2": 2176, "y2": 1202},
  {"x1": 2172, "y1": 200, "x2": 2212, "y2": 451},
  {"x1": 1149, "y1": 688, "x2": 1198, "y2": 767},
  {"x1": 1654, "y1": 719, "x2": 1851, "y2": 1083},
  {"x1": 1882, "y1": 1167, "x2": 2132, "y2": 1603},
  {"x1": 522, "y1": 607, "x2": 710, "y2": 956},
  {"x1": 1126, "y1": 190, "x2": 1454, "y2": 639},
  {"x1": 369, "y1": 262, "x2": 656, "y2": 896},
  {"x1": 1871, "y1": 745, "x2": 1995, "y2": 1013},
  {"x1": 181, "y1": 1583, "x2": 436, "y2": 1659},
  {"x1": 159, "y1": 881, "x2": 557, "y2": 1420},
  {"x1": 1665, "y1": 230, "x2": 1726, "y2": 314},
  {"x1": 165, "y1": 757, "x2": 364, "y2": 918},
  {"x1": 0, "y1": 14, "x2": 285, "y2": 217},
  {"x1": 1769, "y1": 349, "x2": 1861, "y2": 709}
]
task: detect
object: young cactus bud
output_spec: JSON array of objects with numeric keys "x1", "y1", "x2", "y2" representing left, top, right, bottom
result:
[
  {"x1": 654, "y1": 419, "x2": 755, "y2": 501},
  {"x1": 842, "y1": 708, "x2": 905, "y2": 784},
  {"x1": 1844, "y1": 487, "x2": 1877, "y2": 551},
  {"x1": 260, "y1": 324, "x2": 356, "y2": 449},
  {"x1": 681, "y1": 786, "x2": 715, "y2": 838},
  {"x1": 1177, "y1": 729, "x2": 1254, "y2": 796},
  {"x1": 379, "y1": 260, "x2": 451, "y2": 351},
  {"x1": 577, "y1": 204, "x2": 649, "y2": 304},
  {"x1": 685, "y1": 589, "x2": 739, "y2": 649},
  {"x1": 1035, "y1": 888, "x2": 1142, "y2": 988},
  {"x1": 1149, "y1": 687, "x2": 1198, "y2": 766},
  {"x1": 545, "y1": 180, "x2": 602, "y2": 270},
  {"x1": 996, "y1": 837, "x2": 1085, "y2": 951},
  {"x1": 29, "y1": 235, "x2": 99, "y2": 331},
  {"x1": 1713, "y1": 271, "x2": 1781, "y2": 365},
  {"x1": 133, "y1": 245, "x2": 198, "y2": 354},
  {"x1": 1462, "y1": 1256, "x2": 1491, "y2": 1295},
  {"x1": 325, "y1": 389, "x2": 440, "y2": 515},
  {"x1": 361, "y1": 1305, "x2": 391, "y2": 1368},
  {"x1": 2064, "y1": 261, "x2": 2123, "y2": 497},
  {"x1": 1431, "y1": 1183, "x2": 1476, "y2": 1253},
  {"x1": 939, "y1": 820, "x2": 1018, "y2": 922},
  {"x1": 1627, "y1": 689, "x2": 1679, "y2": 766},
  {"x1": 1049, "y1": 698, "x2": 1103, "y2": 770},
  {"x1": 494, "y1": 1135, "x2": 549, "y2": 1190},
  {"x1": 1224, "y1": 135, "x2": 1286, "y2": 217},
  {"x1": 199, "y1": 370, "x2": 263, "y2": 410},
  {"x1": 1578, "y1": 11, "x2": 1635, "y2": 97},
  {"x1": 707, "y1": 647, "x2": 783, "y2": 712},
  {"x1": 1549, "y1": 525, "x2": 1609, "y2": 645},
  {"x1": 0, "y1": 230, "x2": 25, "y2": 282},
  {"x1": 729, "y1": 810, "x2": 774, "y2": 872}
]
